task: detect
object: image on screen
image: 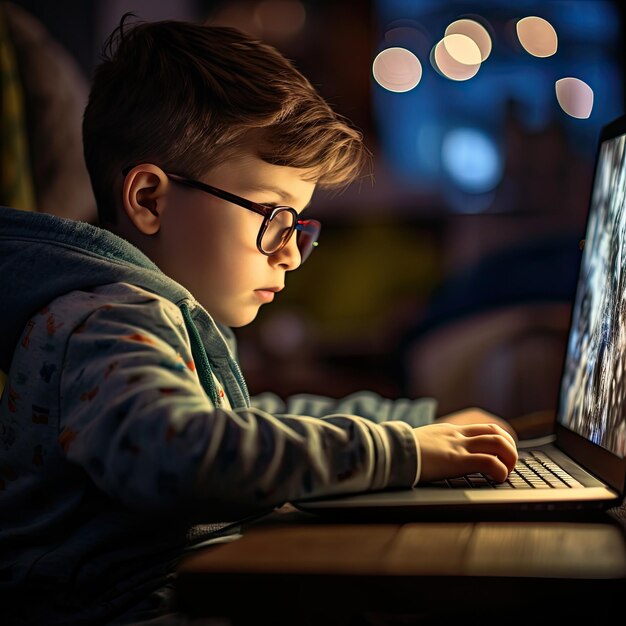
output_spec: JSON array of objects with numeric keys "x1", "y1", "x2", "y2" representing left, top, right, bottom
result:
[{"x1": 558, "y1": 134, "x2": 626, "y2": 458}]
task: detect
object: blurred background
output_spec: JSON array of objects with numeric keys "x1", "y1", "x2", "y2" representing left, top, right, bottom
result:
[{"x1": 2, "y1": 0, "x2": 625, "y2": 423}]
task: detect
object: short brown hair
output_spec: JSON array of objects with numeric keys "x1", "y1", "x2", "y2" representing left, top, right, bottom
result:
[{"x1": 83, "y1": 14, "x2": 371, "y2": 224}]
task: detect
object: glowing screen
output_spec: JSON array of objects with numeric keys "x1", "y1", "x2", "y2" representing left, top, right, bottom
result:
[{"x1": 559, "y1": 130, "x2": 626, "y2": 458}]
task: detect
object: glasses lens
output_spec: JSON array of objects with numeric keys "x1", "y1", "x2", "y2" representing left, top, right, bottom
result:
[
  {"x1": 296, "y1": 219, "x2": 321, "y2": 263},
  {"x1": 261, "y1": 208, "x2": 295, "y2": 254}
]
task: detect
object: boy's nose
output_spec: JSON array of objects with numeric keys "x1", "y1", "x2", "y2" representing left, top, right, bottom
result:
[{"x1": 269, "y1": 235, "x2": 301, "y2": 270}]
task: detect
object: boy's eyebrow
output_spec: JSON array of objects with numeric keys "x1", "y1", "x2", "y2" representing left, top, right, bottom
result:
[{"x1": 247, "y1": 184, "x2": 294, "y2": 203}]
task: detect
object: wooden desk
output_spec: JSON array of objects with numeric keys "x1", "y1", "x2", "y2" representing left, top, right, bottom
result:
[{"x1": 176, "y1": 505, "x2": 626, "y2": 625}]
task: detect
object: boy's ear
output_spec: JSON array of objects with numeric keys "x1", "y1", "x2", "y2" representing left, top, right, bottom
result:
[{"x1": 121, "y1": 164, "x2": 171, "y2": 235}]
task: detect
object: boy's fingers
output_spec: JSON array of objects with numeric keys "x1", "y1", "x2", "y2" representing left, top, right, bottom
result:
[
  {"x1": 459, "y1": 423, "x2": 517, "y2": 448},
  {"x1": 471, "y1": 454, "x2": 511, "y2": 483},
  {"x1": 464, "y1": 434, "x2": 518, "y2": 471},
  {"x1": 447, "y1": 453, "x2": 510, "y2": 483}
]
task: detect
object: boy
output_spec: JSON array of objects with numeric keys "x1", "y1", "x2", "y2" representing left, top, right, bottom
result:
[{"x1": 0, "y1": 15, "x2": 517, "y2": 626}]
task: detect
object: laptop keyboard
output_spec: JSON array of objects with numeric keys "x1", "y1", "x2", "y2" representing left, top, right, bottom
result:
[{"x1": 433, "y1": 450, "x2": 584, "y2": 489}]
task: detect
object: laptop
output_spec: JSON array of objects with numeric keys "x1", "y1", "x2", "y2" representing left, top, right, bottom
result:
[{"x1": 295, "y1": 113, "x2": 626, "y2": 518}]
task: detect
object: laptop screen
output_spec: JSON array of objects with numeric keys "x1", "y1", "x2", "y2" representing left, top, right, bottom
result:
[{"x1": 557, "y1": 129, "x2": 626, "y2": 459}]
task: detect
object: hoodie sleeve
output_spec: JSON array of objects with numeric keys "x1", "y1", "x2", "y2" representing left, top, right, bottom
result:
[
  {"x1": 251, "y1": 391, "x2": 437, "y2": 427},
  {"x1": 59, "y1": 294, "x2": 420, "y2": 517}
]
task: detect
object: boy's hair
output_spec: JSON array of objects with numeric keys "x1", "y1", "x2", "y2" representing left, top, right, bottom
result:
[{"x1": 83, "y1": 14, "x2": 371, "y2": 225}]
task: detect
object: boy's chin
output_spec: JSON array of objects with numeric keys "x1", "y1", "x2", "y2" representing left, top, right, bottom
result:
[
  {"x1": 227, "y1": 316, "x2": 258, "y2": 328},
  {"x1": 211, "y1": 308, "x2": 260, "y2": 328}
]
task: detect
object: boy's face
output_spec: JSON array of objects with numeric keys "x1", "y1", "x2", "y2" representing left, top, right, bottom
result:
[{"x1": 119, "y1": 153, "x2": 317, "y2": 327}]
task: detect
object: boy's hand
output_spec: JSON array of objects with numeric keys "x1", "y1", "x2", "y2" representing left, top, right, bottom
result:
[
  {"x1": 435, "y1": 407, "x2": 518, "y2": 442},
  {"x1": 413, "y1": 421, "x2": 518, "y2": 484}
]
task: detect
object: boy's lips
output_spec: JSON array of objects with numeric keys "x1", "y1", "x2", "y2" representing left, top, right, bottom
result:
[{"x1": 254, "y1": 286, "x2": 283, "y2": 302}]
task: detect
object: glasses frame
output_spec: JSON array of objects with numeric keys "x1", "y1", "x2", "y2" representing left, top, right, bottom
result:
[{"x1": 121, "y1": 167, "x2": 319, "y2": 263}]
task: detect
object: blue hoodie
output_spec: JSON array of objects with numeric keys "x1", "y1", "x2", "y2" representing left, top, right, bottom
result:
[{"x1": 0, "y1": 205, "x2": 436, "y2": 624}]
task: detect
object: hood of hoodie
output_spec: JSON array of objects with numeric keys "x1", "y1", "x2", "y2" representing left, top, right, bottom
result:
[{"x1": 0, "y1": 205, "x2": 248, "y2": 405}]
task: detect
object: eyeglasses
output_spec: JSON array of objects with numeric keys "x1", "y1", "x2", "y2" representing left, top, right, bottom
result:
[{"x1": 122, "y1": 168, "x2": 320, "y2": 265}]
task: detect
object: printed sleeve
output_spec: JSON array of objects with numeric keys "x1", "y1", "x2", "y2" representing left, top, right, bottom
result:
[
  {"x1": 251, "y1": 390, "x2": 437, "y2": 427},
  {"x1": 59, "y1": 298, "x2": 420, "y2": 517}
]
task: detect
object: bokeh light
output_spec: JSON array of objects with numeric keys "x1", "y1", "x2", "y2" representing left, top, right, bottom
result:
[
  {"x1": 442, "y1": 127, "x2": 503, "y2": 193},
  {"x1": 516, "y1": 16, "x2": 558, "y2": 57},
  {"x1": 445, "y1": 18, "x2": 492, "y2": 61},
  {"x1": 555, "y1": 77, "x2": 594, "y2": 119},
  {"x1": 373, "y1": 47, "x2": 423, "y2": 92},
  {"x1": 432, "y1": 35, "x2": 481, "y2": 81}
]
